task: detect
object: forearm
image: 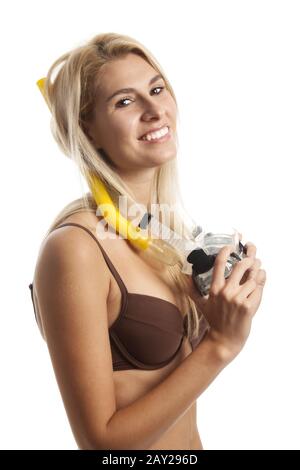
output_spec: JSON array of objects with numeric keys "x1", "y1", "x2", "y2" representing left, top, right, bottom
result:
[{"x1": 100, "y1": 336, "x2": 229, "y2": 450}]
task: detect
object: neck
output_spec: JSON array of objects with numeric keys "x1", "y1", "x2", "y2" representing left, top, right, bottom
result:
[{"x1": 118, "y1": 167, "x2": 157, "y2": 214}]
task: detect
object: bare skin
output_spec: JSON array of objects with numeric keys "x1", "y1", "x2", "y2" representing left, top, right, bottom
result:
[
  {"x1": 32, "y1": 52, "x2": 267, "y2": 449},
  {"x1": 84, "y1": 52, "x2": 178, "y2": 211},
  {"x1": 34, "y1": 211, "x2": 207, "y2": 449},
  {"x1": 33, "y1": 210, "x2": 265, "y2": 449}
]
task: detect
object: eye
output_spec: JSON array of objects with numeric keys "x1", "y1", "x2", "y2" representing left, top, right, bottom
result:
[
  {"x1": 115, "y1": 97, "x2": 132, "y2": 108},
  {"x1": 115, "y1": 86, "x2": 165, "y2": 108},
  {"x1": 151, "y1": 86, "x2": 165, "y2": 95}
]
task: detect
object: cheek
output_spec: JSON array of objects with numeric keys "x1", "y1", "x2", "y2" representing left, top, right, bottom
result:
[
  {"x1": 168, "y1": 98, "x2": 177, "y2": 117},
  {"x1": 112, "y1": 114, "x2": 136, "y2": 139}
]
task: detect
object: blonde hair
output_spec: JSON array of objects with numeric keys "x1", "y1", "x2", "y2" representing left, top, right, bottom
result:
[{"x1": 41, "y1": 32, "x2": 208, "y2": 344}]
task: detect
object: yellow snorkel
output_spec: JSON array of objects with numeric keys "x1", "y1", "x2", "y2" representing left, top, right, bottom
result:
[{"x1": 36, "y1": 77, "x2": 181, "y2": 265}]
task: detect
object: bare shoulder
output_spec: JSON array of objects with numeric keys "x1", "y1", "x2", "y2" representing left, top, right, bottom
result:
[
  {"x1": 59, "y1": 209, "x2": 103, "y2": 233},
  {"x1": 33, "y1": 214, "x2": 116, "y2": 449},
  {"x1": 36, "y1": 212, "x2": 110, "y2": 297}
]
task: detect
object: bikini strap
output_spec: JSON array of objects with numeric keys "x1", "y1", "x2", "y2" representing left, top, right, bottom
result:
[
  {"x1": 28, "y1": 282, "x2": 38, "y2": 325},
  {"x1": 53, "y1": 222, "x2": 128, "y2": 297}
]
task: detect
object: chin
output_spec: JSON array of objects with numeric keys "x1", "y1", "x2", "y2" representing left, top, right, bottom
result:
[
  {"x1": 159, "y1": 151, "x2": 177, "y2": 163},
  {"x1": 148, "y1": 152, "x2": 176, "y2": 168}
]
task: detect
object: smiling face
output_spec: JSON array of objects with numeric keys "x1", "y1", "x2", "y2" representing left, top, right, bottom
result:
[{"x1": 84, "y1": 53, "x2": 178, "y2": 173}]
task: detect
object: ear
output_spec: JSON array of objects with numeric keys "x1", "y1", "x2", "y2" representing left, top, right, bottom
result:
[
  {"x1": 81, "y1": 119, "x2": 97, "y2": 145},
  {"x1": 82, "y1": 125, "x2": 93, "y2": 143}
]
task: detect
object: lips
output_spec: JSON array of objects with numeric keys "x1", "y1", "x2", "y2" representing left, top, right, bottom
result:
[{"x1": 138, "y1": 124, "x2": 169, "y2": 140}]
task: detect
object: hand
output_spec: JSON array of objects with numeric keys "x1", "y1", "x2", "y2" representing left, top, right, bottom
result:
[
  {"x1": 187, "y1": 232, "x2": 246, "y2": 308},
  {"x1": 200, "y1": 243, "x2": 267, "y2": 362},
  {"x1": 240, "y1": 241, "x2": 265, "y2": 287}
]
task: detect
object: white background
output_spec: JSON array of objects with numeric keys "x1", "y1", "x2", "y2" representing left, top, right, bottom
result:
[{"x1": 1, "y1": 0, "x2": 299, "y2": 450}]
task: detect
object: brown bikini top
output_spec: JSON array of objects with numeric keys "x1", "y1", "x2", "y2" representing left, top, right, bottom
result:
[{"x1": 29, "y1": 222, "x2": 204, "y2": 371}]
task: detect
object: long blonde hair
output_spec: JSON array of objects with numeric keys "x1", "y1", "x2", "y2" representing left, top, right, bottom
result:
[{"x1": 41, "y1": 32, "x2": 207, "y2": 344}]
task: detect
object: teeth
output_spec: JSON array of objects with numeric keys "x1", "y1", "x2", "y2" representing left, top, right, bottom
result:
[{"x1": 142, "y1": 126, "x2": 169, "y2": 141}]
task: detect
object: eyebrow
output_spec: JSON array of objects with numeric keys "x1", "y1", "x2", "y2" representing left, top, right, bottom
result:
[{"x1": 105, "y1": 74, "x2": 164, "y2": 103}]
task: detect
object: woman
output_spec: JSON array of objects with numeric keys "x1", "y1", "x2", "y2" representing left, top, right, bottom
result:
[{"x1": 29, "y1": 32, "x2": 266, "y2": 450}]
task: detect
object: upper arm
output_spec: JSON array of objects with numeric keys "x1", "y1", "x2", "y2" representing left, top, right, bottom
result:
[{"x1": 34, "y1": 226, "x2": 116, "y2": 449}]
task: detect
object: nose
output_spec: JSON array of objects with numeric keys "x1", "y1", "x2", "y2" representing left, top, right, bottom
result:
[{"x1": 140, "y1": 96, "x2": 165, "y2": 121}]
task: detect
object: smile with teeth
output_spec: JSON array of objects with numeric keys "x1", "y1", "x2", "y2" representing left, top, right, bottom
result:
[{"x1": 140, "y1": 126, "x2": 170, "y2": 141}]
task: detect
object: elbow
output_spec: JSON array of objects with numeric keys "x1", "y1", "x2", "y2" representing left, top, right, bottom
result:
[
  {"x1": 77, "y1": 435, "x2": 110, "y2": 451},
  {"x1": 74, "y1": 424, "x2": 112, "y2": 451},
  {"x1": 76, "y1": 414, "x2": 146, "y2": 450}
]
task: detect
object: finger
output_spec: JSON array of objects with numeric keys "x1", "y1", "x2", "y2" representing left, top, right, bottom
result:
[
  {"x1": 210, "y1": 245, "x2": 235, "y2": 294},
  {"x1": 254, "y1": 268, "x2": 267, "y2": 287},
  {"x1": 226, "y1": 256, "x2": 256, "y2": 288},
  {"x1": 243, "y1": 270, "x2": 267, "y2": 316},
  {"x1": 244, "y1": 242, "x2": 257, "y2": 258},
  {"x1": 240, "y1": 258, "x2": 261, "y2": 284},
  {"x1": 246, "y1": 258, "x2": 262, "y2": 280},
  {"x1": 235, "y1": 277, "x2": 258, "y2": 300}
]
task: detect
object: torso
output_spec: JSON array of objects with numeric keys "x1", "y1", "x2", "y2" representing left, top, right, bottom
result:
[{"x1": 35, "y1": 210, "x2": 203, "y2": 450}]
